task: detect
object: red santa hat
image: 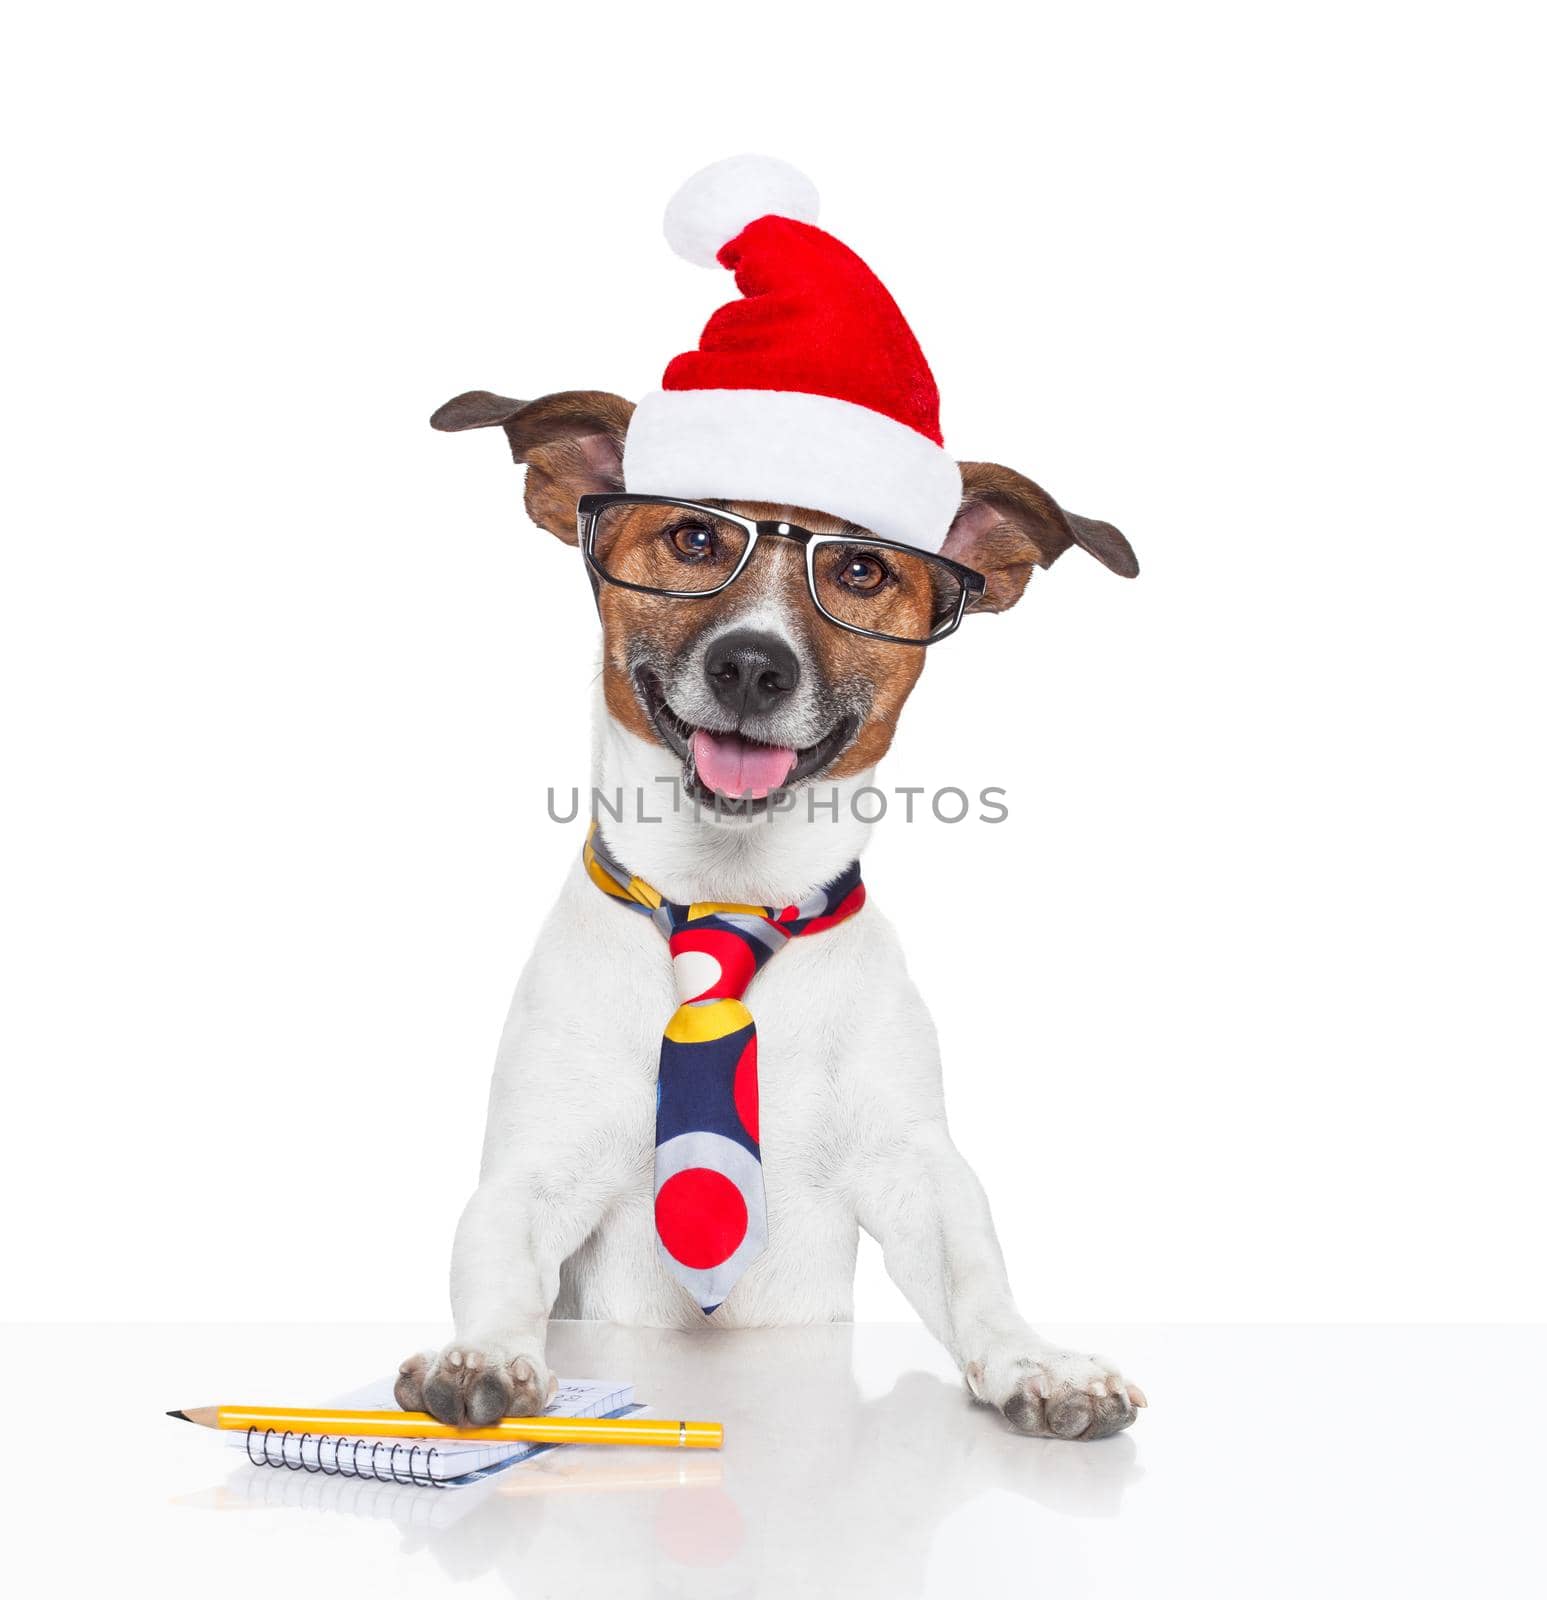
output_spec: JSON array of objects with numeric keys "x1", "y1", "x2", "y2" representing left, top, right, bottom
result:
[{"x1": 622, "y1": 156, "x2": 962, "y2": 553}]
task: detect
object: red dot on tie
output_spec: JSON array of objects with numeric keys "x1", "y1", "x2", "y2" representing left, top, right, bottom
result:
[
  {"x1": 733, "y1": 1036, "x2": 759, "y2": 1144},
  {"x1": 655, "y1": 1168, "x2": 748, "y2": 1269},
  {"x1": 669, "y1": 926, "x2": 756, "y2": 998}
]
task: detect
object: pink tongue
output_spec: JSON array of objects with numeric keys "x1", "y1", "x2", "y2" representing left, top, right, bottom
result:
[{"x1": 692, "y1": 729, "x2": 798, "y2": 799}]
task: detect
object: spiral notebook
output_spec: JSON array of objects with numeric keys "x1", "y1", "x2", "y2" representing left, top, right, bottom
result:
[{"x1": 228, "y1": 1375, "x2": 638, "y2": 1488}]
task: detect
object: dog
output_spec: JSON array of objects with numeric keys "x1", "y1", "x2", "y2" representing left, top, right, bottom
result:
[{"x1": 395, "y1": 160, "x2": 1143, "y2": 1441}]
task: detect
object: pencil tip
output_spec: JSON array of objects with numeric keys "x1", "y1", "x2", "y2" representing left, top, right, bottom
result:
[{"x1": 166, "y1": 1409, "x2": 189, "y2": 1422}]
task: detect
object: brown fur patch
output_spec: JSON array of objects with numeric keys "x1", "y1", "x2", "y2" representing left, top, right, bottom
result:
[{"x1": 598, "y1": 584, "x2": 698, "y2": 744}]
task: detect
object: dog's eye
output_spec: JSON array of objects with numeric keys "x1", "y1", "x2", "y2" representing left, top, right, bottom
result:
[
  {"x1": 669, "y1": 523, "x2": 718, "y2": 560},
  {"x1": 837, "y1": 554, "x2": 888, "y2": 592}
]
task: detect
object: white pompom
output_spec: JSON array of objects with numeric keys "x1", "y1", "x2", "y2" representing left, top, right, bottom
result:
[{"x1": 663, "y1": 154, "x2": 820, "y2": 267}]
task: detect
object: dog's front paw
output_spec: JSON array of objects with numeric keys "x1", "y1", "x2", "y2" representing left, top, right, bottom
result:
[
  {"x1": 965, "y1": 1345, "x2": 1146, "y2": 1441},
  {"x1": 394, "y1": 1343, "x2": 556, "y2": 1426}
]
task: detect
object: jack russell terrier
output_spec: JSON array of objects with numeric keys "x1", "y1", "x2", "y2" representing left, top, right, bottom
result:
[{"x1": 395, "y1": 157, "x2": 1144, "y2": 1441}]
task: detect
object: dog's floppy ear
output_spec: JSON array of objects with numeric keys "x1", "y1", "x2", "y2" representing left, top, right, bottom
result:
[
  {"x1": 941, "y1": 462, "x2": 1138, "y2": 614},
  {"x1": 431, "y1": 389, "x2": 635, "y2": 545}
]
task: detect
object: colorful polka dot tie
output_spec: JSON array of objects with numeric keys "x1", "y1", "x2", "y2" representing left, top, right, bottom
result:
[{"x1": 584, "y1": 828, "x2": 867, "y2": 1314}]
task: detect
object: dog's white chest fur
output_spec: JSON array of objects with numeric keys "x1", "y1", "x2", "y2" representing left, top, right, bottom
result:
[{"x1": 485, "y1": 858, "x2": 930, "y2": 1329}]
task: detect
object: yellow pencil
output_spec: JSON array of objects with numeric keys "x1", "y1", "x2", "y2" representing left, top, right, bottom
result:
[{"x1": 167, "y1": 1404, "x2": 722, "y2": 1449}]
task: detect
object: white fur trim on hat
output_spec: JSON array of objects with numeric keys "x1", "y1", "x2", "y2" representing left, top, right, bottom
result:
[
  {"x1": 663, "y1": 155, "x2": 821, "y2": 268},
  {"x1": 622, "y1": 389, "x2": 962, "y2": 553}
]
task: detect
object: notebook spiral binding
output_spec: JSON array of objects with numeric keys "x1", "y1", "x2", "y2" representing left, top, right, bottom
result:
[{"x1": 245, "y1": 1427, "x2": 446, "y2": 1487}]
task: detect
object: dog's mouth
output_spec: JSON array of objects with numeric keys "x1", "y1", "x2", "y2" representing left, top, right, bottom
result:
[{"x1": 635, "y1": 669, "x2": 856, "y2": 811}]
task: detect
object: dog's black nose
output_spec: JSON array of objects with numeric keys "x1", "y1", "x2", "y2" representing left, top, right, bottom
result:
[{"x1": 703, "y1": 629, "x2": 801, "y2": 719}]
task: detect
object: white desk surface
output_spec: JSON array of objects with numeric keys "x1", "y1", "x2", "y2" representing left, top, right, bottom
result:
[{"x1": 3, "y1": 1321, "x2": 1540, "y2": 1597}]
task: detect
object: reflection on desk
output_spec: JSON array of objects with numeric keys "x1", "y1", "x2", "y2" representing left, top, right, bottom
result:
[{"x1": 174, "y1": 1321, "x2": 1139, "y2": 1595}]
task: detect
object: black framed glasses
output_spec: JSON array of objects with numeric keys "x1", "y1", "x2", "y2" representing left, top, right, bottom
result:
[{"x1": 576, "y1": 494, "x2": 985, "y2": 646}]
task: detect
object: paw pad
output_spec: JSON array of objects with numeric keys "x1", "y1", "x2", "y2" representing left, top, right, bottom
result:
[
  {"x1": 977, "y1": 1348, "x2": 1144, "y2": 1441},
  {"x1": 399, "y1": 1345, "x2": 552, "y2": 1426}
]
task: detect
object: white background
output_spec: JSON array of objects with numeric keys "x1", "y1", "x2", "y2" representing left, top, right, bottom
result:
[{"x1": 4, "y1": 1, "x2": 1542, "y2": 1328}]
